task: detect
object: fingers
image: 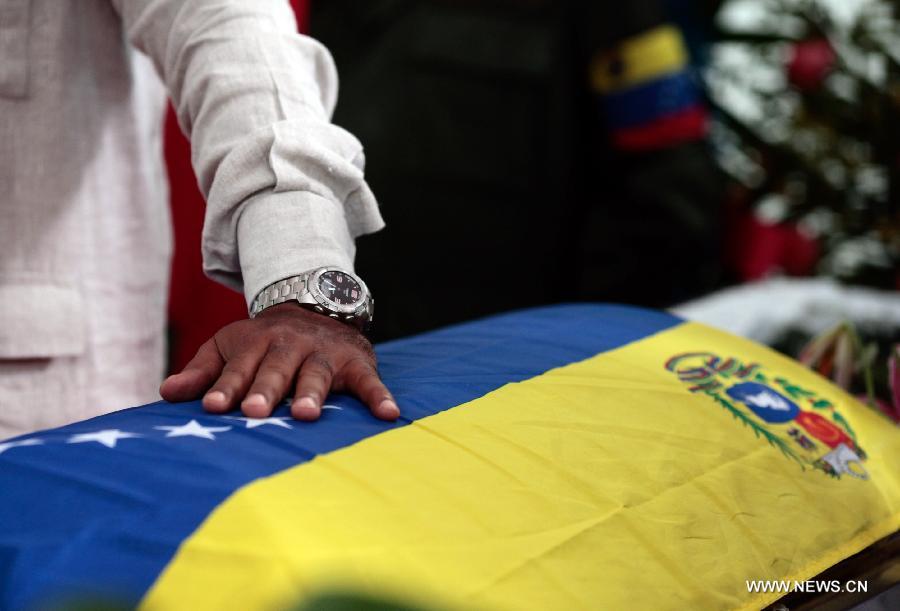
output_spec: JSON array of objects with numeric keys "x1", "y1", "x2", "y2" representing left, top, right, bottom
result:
[
  {"x1": 241, "y1": 344, "x2": 305, "y2": 418},
  {"x1": 159, "y1": 338, "x2": 224, "y2": 402},
  {"x1": 339, "y1": 358, "x2": 400, "y2": 421},
  {"x1": 202, "y1": 341, "x2": 269, "y2": 414},
  {"x1": 291, "y1": 354, "x2": 335, "y2": 421},
  {"x1": 172, "y1": 307, "x2": 399, "y2": 424}
]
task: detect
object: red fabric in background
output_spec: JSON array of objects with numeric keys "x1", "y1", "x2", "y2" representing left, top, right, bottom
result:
[
  {"x1": 165, "y1": 0, "x2": 311, "y2": 373},
  {"x1": 292, "y1": 0, "x2": 310, "y2": 32},
  {"x1": 724, "y1": 209, "x2": 820, "y2": 281}
]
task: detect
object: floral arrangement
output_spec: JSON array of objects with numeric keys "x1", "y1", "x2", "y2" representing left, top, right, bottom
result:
[{"x1": 799, "y1": 321, "x2": 900, "y2": 423}]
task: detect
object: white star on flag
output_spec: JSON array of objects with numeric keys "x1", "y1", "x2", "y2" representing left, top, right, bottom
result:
[
  {"x1": 224, "y1": 416, "x2": 293, "y2": 429},
  {"x1": 0, "y1": 438, "x2": 43, "y2": 456},
  {"x1": 68, "y1": 429, "x2": 141, "y2": 449},
  {"x1": 154, "y1": 419, "x2": 231, "y2": 440}
]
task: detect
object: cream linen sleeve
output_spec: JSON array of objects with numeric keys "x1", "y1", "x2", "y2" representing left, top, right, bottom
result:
[{"x1": 110, "y1": 0, "x2": 385, "y2": 305}]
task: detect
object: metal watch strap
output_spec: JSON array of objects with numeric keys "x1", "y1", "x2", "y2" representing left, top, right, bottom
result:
[{"x1": 249, "y1": 273, "x2": 309, "y2": 318}]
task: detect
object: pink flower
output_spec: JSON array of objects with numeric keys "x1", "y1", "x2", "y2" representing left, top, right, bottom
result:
[{"x1": 787, "y1": 38, "x2": 837, "y2": 92}]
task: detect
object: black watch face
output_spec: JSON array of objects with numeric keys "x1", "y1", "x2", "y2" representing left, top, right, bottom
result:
[{"x1": 317, "y1": 271, "x2": 362, "y2": 306}]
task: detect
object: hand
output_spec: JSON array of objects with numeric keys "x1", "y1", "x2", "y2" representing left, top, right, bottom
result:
[{"x1": 159, "y1": 303, "x2": 399, "y2": 422}]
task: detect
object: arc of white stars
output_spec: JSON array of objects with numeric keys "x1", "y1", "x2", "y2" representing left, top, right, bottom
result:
[
  {"x1": 0, "y1": 438, "x2": 43, "y2": 456},
  {"x1": 154, "y1": 419, "x2": 231, "y2": 440},
  {"x1": 67, "y1": 429, "x2": 141, "y2": 449}
]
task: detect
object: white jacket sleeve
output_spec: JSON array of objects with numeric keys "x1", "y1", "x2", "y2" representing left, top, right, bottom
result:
[{"x1": 110, "y1": 0, "x2": 385, "y2": 305}]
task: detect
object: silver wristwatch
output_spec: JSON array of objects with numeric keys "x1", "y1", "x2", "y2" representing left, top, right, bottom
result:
[{"x1": 249, "y1": 267, "x2": 374, "y2": 332}]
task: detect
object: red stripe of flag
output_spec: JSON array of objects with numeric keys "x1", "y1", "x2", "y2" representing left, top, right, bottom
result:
[{"x1": 611, "y1": 105, "x2": 708, "y2": 152}]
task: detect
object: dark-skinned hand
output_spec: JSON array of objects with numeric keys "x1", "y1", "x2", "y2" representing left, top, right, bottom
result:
[{"x1": 159, "y1": 302, "x2": 399, "y2": 422}]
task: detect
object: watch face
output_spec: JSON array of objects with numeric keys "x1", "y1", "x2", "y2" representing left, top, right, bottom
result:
[{"x1": 317, "y1": 270, "x2": 363, "y2": 306}]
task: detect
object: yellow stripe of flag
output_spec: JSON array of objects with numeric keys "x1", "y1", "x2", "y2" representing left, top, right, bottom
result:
[
  {"x1": 590, "y1": 25, "x2": 689, "y2": 94},
  {"x1": 142, "y1": 322, "x2": 900, "y2": 611}
]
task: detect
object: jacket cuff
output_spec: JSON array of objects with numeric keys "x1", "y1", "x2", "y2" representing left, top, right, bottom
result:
[{"x1": 207, "y1": 190, "x2": 357, "y2": 308}]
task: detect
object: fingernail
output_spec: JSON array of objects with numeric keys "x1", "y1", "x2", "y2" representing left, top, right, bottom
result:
[
  {"x1": 379, "y1": 399, "x2": 400, "y2": 417},
  {"x1": 294, "y1": 396, "x2": 317, "y2": 411},
  {"x1": 206, "y1": 390, "x2": 227, "y2": 404},
  {"x1": 243, "y1": 393, "x2": 267, "y2": 409},
  {"x1": 292, "y1": 396, "x2": 320, "y2": 421}
]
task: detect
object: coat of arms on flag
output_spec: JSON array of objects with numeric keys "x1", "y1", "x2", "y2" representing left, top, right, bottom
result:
[{"x1": 666, "y1": 352, "x2": 868, "y2": 479}]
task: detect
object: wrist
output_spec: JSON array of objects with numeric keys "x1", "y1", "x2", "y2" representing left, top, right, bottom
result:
[
  {"x1": 257, "y1": 301, "x2": 353, "y2": 331},
  {"x1": 249, "y1": 267, "x2": 374, "y2": 334}
]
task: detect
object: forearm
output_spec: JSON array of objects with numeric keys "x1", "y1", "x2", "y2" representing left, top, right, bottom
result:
[{"x1": 112, "y1": 0, "x2": 384, "y2": 300}]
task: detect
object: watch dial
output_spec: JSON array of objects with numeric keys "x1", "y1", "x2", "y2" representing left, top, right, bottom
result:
[{"x1": 317, "y1": 271, "x2": 362, "y2": 306}]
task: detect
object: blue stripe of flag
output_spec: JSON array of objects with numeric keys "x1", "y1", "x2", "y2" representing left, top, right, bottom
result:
[
  {"x1": 602, "y1": 70, "x2": 702, "y2": 130},
  {"x1": 0, "y1": 304, "x2": 680, "y2": 609}
]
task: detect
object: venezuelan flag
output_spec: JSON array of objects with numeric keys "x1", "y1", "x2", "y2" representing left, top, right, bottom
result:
[
  {"x1": 590, "y1": 25, "x2": 708, "y2": 151},
  {"x1": 0, "y1": 305, "x2": 898, "y2": 610}
]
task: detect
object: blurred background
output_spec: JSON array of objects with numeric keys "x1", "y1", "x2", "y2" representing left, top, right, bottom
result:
[{"x1": 165, "y1": 0, "x2": 899, "y2": 392}]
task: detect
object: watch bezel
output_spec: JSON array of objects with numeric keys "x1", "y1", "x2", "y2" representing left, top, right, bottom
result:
[{"x1": 307, "y1": 267, "x2": 369, "y2": 315}]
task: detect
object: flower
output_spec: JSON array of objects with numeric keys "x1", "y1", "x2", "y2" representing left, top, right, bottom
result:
[
  {"x1": 798, "y1": 321, "x2": 882, "y2": 418},
  {"x1": 799, "y1": 322, "x2": 855, "y2": 390},
  {"x1": 787, "y1": 38, "x2": 836, "y2": 92}
]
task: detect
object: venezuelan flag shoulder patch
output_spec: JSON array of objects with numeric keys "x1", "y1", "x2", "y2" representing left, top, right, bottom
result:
[{"x1": 591, "y1": 24, "x2": 708, "y2": 151}]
